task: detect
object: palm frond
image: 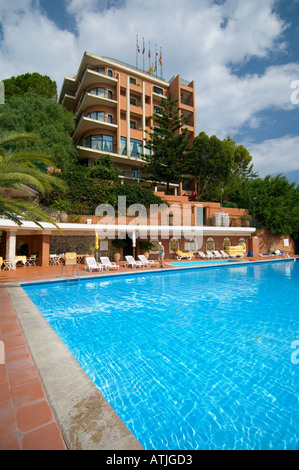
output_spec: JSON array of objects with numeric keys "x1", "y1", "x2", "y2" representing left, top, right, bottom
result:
[
  {"x1": 0, "y1": 196, "x2": 62, "y2": 232},
  {"x1": 0, "y1": 132, "x2": 40, "y2": 149}
]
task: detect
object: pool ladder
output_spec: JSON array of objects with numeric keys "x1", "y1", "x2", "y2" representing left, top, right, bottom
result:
[{"x1": 61, "y1": 264, "x2": 80, "y2": 281}]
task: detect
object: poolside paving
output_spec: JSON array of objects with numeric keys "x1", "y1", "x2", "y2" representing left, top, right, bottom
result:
[{"x1": 0, "y1": 256, "x2": 295, "y2": 450}]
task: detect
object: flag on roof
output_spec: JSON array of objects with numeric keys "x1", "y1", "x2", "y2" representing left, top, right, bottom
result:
[{"x1": 137, "y1": 35, "x2": 140, "y2": 53}]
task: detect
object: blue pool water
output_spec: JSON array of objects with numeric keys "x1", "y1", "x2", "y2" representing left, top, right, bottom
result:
[
  {"x1": 168, "y1": 260, "x2": 233, "y2": 267},
  {"x1": 22, "y1": 260, "x2": 299, "y2": 450}
]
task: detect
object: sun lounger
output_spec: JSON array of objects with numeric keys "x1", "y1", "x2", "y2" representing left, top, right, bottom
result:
[
  {"x1": 100, "y1": 257, "x2": 119, "y2": 270},
  {"x1": 225, "y1": 246, "x2": 244, "y2": 258},
  {"x1": 205, "y1": 251, "x2": 214, "y2": 259},
  {"x1": 25, "y1": 254, "x2": 37, "y2": 266},
  {"x1": 125, "y1": 255, "x2": 143, "y2": 268},
  {"x1": 212, "y1": 250, "x2": 222, "y2": 258},
  {"x1": 175, "y1": 250, "x2": 193, "y2": 260},
  {"x1": 220, "y1": 250, "x2": 229, "y2": 258},
  {"x1": 196, "y1": 251, "x2": 206, "y2": 259},
  {"x1": 2, "y1": 259, "x2": 16, "y2": 270},
  {"x1": 138, "y1": 255, "x2": 159, "y2": 267},
  {"x1": 84, "y1": 256, "x2": 103, "y2": 272}
]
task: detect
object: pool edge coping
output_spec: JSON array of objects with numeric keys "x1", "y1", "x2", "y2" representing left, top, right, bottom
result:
[{"x1": 19, "y1": 256, "x2": 297, "y2": 287}]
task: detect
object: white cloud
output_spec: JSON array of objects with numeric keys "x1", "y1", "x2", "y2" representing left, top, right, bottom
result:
[
  {"x1": 197, "y1": 62, "x2": 299, "y2": 138},
  {"x1": 246, "y1": 135, "x2": 299, "y2": 176},
  {"x1": 0, "y1": 1, "x2": 79, "y2": 85}
]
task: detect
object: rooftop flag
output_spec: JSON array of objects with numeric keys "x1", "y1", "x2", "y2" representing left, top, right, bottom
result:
[
  {"x1": 159, "y1": 48, "x2": 163, "y2": 66},
  {"x1": 137, "y1": 34, "x2": 140, "y2": 52}
]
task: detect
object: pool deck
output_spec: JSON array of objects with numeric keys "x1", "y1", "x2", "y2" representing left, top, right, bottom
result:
[{"x1": 0, "y1": 256, "x2": 296, "y2": 450}]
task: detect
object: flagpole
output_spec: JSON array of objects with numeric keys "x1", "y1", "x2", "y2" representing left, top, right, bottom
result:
[
  {"x1": 143, "y1": 37, "x2": 145, "y2": 72},
  {"x1": 136, "y1": 34, "x2": 138, "y2": 69},
  {"x1": 148, "y1": 41, "x2": 151, "y2": 71}
]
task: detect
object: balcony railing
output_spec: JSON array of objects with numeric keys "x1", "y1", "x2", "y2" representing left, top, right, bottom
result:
[{"x1": 77, "y1": 138, "x2": 117, "y2": 154}]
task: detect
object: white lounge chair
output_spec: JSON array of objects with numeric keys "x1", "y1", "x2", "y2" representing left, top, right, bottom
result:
[
  {"x1": 125, "y1": 255, "x2": 143, "y2": 268},
  {"x1": 205, "y1": 251, "x2": 214, "y2": 259},
  {"x1": 2, "y1": 259, "x2": 16, "y2": 270},
  {"x1": 220, "y1": 250, "x2": 229, "y2": 258},
  {"x1": 100, "y1": 257, "x2": 119, "y2": 270},
  {"x1": 49, "y1": 254, "x2": 60, "y2": 265},
  {"x1": 84, "y1": 257, "x2": 103, "y2": 272},
  {"x1": 196, "y1": 251, "x2": 206, "y2": 259},
  {"x1": 212, "y1": 250, "x2": 222, "y2": 258},
  {"x1": 25, "y1": 254, "x2": 36, "y2": 266},
  {"x1": 138, "y1": 255, "x2": 159, "y2": 267}
]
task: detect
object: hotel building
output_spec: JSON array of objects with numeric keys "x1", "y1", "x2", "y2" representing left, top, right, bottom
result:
[{"x1": 59, "y1": 51, "x2": 196, "y2": 194}]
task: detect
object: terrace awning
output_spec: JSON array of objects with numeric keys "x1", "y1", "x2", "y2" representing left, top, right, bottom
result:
[{"x1": 0, "y1": 218, "x2": 256, "y2": 238}]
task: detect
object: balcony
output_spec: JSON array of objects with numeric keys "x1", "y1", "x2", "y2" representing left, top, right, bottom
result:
[
  {"x1": 76, "y1": 90, "x2": 117, "y2": 116},
  {"x1": 73, "y1": 114, "x2": 117, "y2": 141}
]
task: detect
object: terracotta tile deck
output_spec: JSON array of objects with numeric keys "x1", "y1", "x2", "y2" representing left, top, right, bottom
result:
[
  {"x1": 0, "y1": 256, "x2": 295, "y2": 450},
  {"x1": 0, "y1": 275, "x2": 67, "y2": 449}
]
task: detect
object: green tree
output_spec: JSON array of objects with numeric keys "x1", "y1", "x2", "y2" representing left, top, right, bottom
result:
[
  {"x1": 226, "y1": 174, "x2": 299, "y2": 238},
  {"x1": 182, "y1": 131, "x2": 233, "y2": 198},
  {"x1": 3, "y1": 73, "x2": 57, "y2": 100},
  {"x1": 0, "y1": 132, "x2": 66, "y2": 228},
  {"x1": 90, "y1": 155, "x2": 119, "y2": 183},
  {"x1": 0, "y1": 91, "x2": 77, "y2": 172},
  {"x1": 142, "y1": 96, "x2": 189, "y2": 194},
  {"x1": 223, "y1": 136, "x2": 256, "y2": 180}
]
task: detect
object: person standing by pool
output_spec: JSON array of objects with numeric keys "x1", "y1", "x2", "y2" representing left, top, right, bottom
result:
[{"x1": 158, "y1": 241, "x2": 165, "y2": 268}]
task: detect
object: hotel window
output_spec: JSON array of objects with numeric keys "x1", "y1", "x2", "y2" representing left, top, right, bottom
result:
[
  {"x1": 130, "y1": 138, "x2": 143, "y2": 157},
  {"x1": 107, "y1": 90, "x2": 113, "y2": 100},
  {"x1": 130, "y1": 97, "x2": 137, "y2": 106},
  {"x1": 154, "y1": 105, "x2": 162, "y2": 115},
  {"x1": 120, "y1": 137, "x2": 127, "y2": 155},
  {"x1": 131, "y1": 169, "x2": 139, "y2": 178},
  {"x1": 154, "y1": 126, "x2": 163, "y2": 136},
  {"x1": 86, "y1": 111, "x2": 105, "y2": 122},
  {"x1": 153, "y1": 86, "x2": 163, "y2": 95},
  {"x1": 108, "y1": 69, "x2": 113, "y2": 77},
  {"x1": 107, "y1": 114, "x2": 113, "y2": 123},
  {"x1": 89, "y1": 87, "x2": 105, "y2": 97},
  {"x1": 130, "y1": 120, "x2": 137, "y2": 129},
  {"x1": 130, "y1": 77, "x2": 137, "y2": 85},
  {"x1": 84, "y1": 134, "x2": 114, "y2": 152},
  {"x1": 93, "y1": 67, "x2": 105, "y2": 75}
]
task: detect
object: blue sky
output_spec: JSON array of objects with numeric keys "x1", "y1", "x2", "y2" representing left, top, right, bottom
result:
[{"x1": 0, "y1": 0, "x2": 298, "y2": 183}]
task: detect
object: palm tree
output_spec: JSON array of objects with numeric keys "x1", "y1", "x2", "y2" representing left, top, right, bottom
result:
[{"x1": 0, "y1": 132, "x2": 66, "y2": 228}]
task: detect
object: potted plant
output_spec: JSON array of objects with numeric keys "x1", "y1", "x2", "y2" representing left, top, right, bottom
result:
[
  {"x1": 111, "y1": 238, "x2": 127, "y2": 262},
  {"x1": 52, "y1": 199, "x2": 72, "y2": 222},
  {"x1": 230, "y1": 217, "x2": 236, "y2": 227},
  {"x1": 168, "y1": 213, "x2": 174, "y2": 226},
  {"x1": 240, "y1": 214, "x2": 252, "y2": 227},
  {"x1": 138, "y1": 240, "x2": 154, "y2": 259}
]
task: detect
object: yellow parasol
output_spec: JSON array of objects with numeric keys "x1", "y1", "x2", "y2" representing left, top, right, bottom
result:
[{"x1": 94, "y1": 232, "x2": 99, "y2": 250}]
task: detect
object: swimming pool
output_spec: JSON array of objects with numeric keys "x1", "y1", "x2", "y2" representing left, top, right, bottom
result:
[
  {"x1": 22, "y1": 260, "x2": 299, "y2": 450},
  {"x1": 168, "y1": 260, "x2": 234, "y2": 267}
]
